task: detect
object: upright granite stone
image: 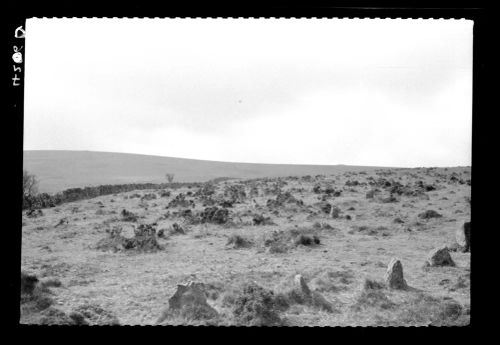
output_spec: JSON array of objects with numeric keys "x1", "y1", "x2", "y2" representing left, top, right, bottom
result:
[
  {"x1": 385, "y1": 258, "x2": 408, "y2": 289},
  {"x1": 456, "y1": 222, "x2": 470, "y2": 252},
  {"x1": 157, "y1": 281, "x2": 218, "y2": 323}
]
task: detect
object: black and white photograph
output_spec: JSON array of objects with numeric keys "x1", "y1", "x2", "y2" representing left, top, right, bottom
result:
[{"x1": 19, "y1": 17, "x2": 472, "y2": 326}]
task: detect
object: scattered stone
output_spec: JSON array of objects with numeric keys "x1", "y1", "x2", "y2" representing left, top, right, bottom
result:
[
  {"x1": 426, "y1": 245, "x2": 456, "y2": 267},
  {"x1": 330, "y1": 206, "x2": 341, "y2": 219},
  {"x1": 366, "y1": 189, "x2": 379, "y2": 199},
  {"x1": 268, "y1": 191, "x2": 304, "y2": 208},
  {"x1": 380, "y1": 194, "x2": 399, "y2": 203},
  {"x1": 318, "y1": 202, "x2": 332, "y2": 214},
  {"x1": 54, "y1": 218, "x2": 69, "y2": 227},
  {"x1": 285, "y1": 274, "x2": 334, "y2": 312},
  {"x1": 170, "y1": 223, "x2": 185, "y2": 235},
  {"x1": 293, "y1": 274, "x2": 311, "y2": 297},
  {"x1": 160, "y1": 190, "x2": 171, "y2": 198},
  {"x1": 384, "y1": 258, "x2": 408, "y2": 290},
  {"x1": 226, "y1": 234, "x2": 253, "y2": 249},
  {"x1": 26, "y1": 209, "x2": 44, "y2": 218},
  {"x1": 312, "y1": 184, "x2": 322, "y2": 194},
  {"x1": 157, "y1": 228, "x2": 166, "y2": 238},
  {"x1": 252, "y1": 214, "x2": 274, "y2": 226},
  {"x1": 141, "y1": 193, "x2": 157, "y2": 201},
  {"x1": 167, "y1": 193, "x2": 195, "y2": 208},
  {"x1": 219, "y1": 200, "x2": 233, "y2": 208},
  {"x1": 121, "y1": 209, "x2": 138, "y2": 222},
  {"x1": 418, "y1": 210, "x2": 443, "y2": 219}
]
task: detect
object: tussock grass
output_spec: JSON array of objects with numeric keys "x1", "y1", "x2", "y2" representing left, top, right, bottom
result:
[{"x1": 226, "y1": 234, "x2": 253, "y2": 249}]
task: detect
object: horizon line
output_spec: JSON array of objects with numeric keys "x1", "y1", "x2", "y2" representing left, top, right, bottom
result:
[{"x1": 23, "y1": 149, "x2": 471, "y2": 169}]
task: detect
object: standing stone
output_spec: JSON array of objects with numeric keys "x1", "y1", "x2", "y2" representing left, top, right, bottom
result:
[
  {"x1": 385, "y1": 258, "x2": 408, "y2": 289},
  {"x1": 158, "y1": 281, "x2": 218, "y2": 323},
  {"x1": 21, "y1": 271, "x2": 39, "y2": 294},
  {"x1": 426, "y1": 245, "x2": 456, "y2": 267},
  {"x1": 330, "y1": 206, "x2": 341, "y2": 219},
  {"x1": 455, "y1": 222, "x2": 470, "y2": 252},
  {"x1": 293, "y1": 274, "x2": 333, "y2": 312},
  {"x1": 294, "y1": 274, "x2": 312, "y2": 297}
]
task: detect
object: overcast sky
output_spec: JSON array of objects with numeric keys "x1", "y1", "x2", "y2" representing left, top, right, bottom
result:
[{"x1": 24, "y1": 18, "x2": 472, "y2": 167}]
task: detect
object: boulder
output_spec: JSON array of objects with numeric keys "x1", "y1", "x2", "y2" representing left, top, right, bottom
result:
[
  {"x1": 418, "y1": 210, "x2": 442, "y2": 219},
  {"x1": 455, "y1": 222, "x2": 470, "y2": 252},
  {"x1": 384, "y1": 258, "x2": 408, "y2": 289},
  {"x1": 426, "y1": 245, "x2": 455, "y2": 267}
]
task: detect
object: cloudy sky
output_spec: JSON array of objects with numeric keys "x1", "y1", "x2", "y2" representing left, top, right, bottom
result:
[{"x1": 24, "y1": 18, "x2": 472, "y2": 167}]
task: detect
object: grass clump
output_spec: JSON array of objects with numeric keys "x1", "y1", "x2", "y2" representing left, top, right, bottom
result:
[
  {"x1": 226, "y1": 282, "x2": 286, "y2": 326},
  {"x1": 293, "y1": 234, "x2": 320, "y2": 246},
  {"x1": 262, "y1": 227, "x2": 321, "y2": 253},
  {"x1": 395, "y1": 293, "x2": 468, "y2": 326},
  {"x1": 72, "y1": 303, "x2": 120, "y2": 325},
  {"x1": 20, "y1": 271, "x2": 72, "y2": 325},
  {"x1": 226, "y1": 234, "x2": 253, "y2": 249},
  {"x1": 351, "y1": 278, "x2": 395, "y2": 311}
]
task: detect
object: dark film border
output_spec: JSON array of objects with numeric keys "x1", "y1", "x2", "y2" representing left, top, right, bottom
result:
[{"x1": 6, "y1": 3, "x2": 487, "y2": 339}]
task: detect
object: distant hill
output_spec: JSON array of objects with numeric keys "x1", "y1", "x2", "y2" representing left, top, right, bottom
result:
[{"x1": 23, "y1": 150, "x2": 387, "y2": 194}]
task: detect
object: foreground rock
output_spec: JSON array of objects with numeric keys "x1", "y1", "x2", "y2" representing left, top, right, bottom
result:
[
  {"x1": 455, "y1": 222, "x2": 470, "y2": 252},
  {"x1": 384, "y1": 258, "x2": 408, "y2": 290},
  {"x1": 157, "y1": 282, "x2": 218, "y2": 324},
  {"x1": 425, "y1": 245, "x2": 455, "y2": 267}
]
